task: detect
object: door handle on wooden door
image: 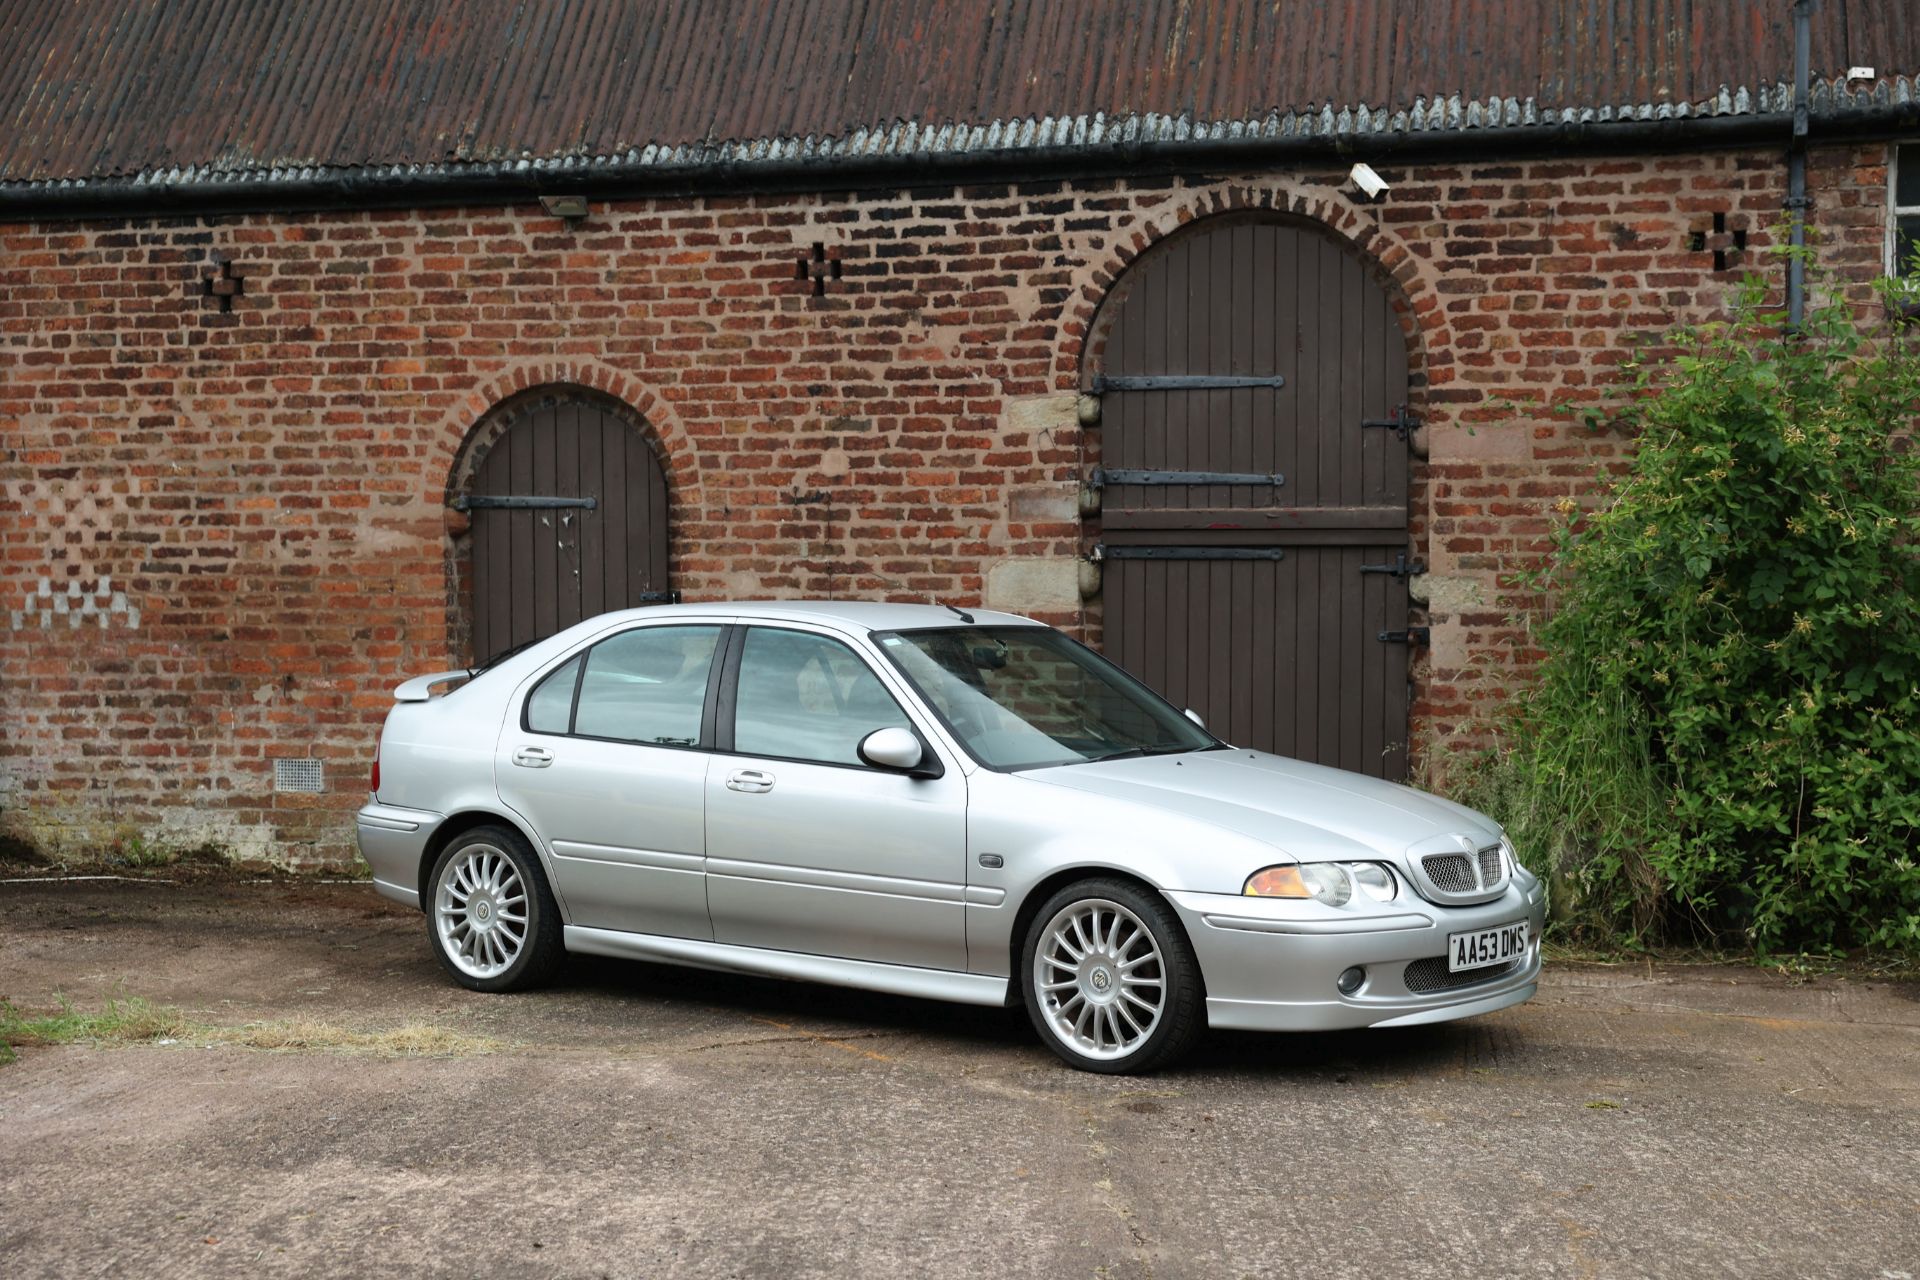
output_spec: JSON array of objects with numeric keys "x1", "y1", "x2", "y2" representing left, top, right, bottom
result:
[{"x1": 726, "y1": 769, "x2": 775, "y2": 794}]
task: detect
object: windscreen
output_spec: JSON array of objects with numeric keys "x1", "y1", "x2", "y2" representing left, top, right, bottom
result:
[{"x1": 873, "y1": 626, "x2": 1216, "y2": 770}]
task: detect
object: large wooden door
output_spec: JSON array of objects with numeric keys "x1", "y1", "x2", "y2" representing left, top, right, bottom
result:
[
  {"x1": 465, "y1": 392, "x2": 671, "y2": 664},
  {"x1": 1093, "y1": 217, "x2": 1414, "y2": 779}
]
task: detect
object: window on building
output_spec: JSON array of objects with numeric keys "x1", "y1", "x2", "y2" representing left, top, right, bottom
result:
[{"x1": 1894, "y1": 143, "x2": 1920, "y2": 278}]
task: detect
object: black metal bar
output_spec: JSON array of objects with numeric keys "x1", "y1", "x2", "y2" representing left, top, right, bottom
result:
[
  {"x1": 1360, "y1": 404, "x2": 1421, "y2": 442},
  {"x1": 1358, "y1": 553, "x2": 1424, "y2": 580},
  {"x1": 1096, "y1": 545, "x2": 1286, "y2": 561},
  {"x1": 452, "y1": 494, "x2": 598, "y2": 512},
  {"x1": 635, "y1": 590, "x2": 681, "y2": 605},
  {"x1": 1093, "y1": 374, "x2": 1286, "y2": 392},
  {"x1": 1090, "y1": 467, "x2": 1286, "y2": 489},
  {"x1": 1377, "y1": 627, "x2": 1431, "y2": 645}
]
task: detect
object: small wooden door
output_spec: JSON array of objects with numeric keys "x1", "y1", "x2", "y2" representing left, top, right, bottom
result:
[
  {"x1": 1093, "y1": 217, "x2": 1415, "y2": 779},
  {"x1": 466, "y1": 392, "x2": 671, "y2": 664}
]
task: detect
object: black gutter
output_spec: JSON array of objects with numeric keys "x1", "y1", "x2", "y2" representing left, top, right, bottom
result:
[{"x1": 4, "y1": 100, "x2": 1919, "y2": 222}]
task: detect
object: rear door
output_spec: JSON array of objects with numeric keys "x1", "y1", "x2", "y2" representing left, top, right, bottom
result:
[
  {"x1": 494, "y1": 621, "x2": 727, "y2": 939},
  {"x1": 703, "y1": 625, "x2": 970, "y2": 972}
]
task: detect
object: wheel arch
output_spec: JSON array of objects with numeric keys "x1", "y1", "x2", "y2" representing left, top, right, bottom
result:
[
  {"x1": 417, "y1": 807, "x2": 555, "y2": 911},
  {"x1": 1004, "y1": 865, "x2": 1204, "y2": 1008}
]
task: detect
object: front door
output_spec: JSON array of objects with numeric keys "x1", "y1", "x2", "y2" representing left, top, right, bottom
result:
[
  {"x1": 704, "y1": 625, "x2": 969, "y2": 972},
  {"x1": 1092, "y1": 216, "x2": 1415, "y2": 779},
  {"x1": 493, "y1": 622, "x2": 725, "y2": 939}
]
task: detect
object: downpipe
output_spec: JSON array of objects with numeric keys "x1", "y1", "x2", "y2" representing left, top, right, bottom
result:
[{"x1": 1786, "y1": 0, "x2": 1813, "y2": 331}]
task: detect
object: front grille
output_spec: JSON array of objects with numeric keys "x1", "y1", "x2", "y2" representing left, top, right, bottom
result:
[
  {"x1": 1402, "y1": 955, "x2": 1520, "y2": 995},
  {"x1": 1421, "y1": 853, "x2": 1477, "y2": 894},
  {"x1": 1478, "y1": 844, "x2": 1503, "y2": 885}
]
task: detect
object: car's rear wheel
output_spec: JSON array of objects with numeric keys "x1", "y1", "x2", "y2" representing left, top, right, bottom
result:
[
  {"x1": 427, "y1": 825, "x2": 563, "y2": 992},
  {"x1": 1020, "y1": 877, "x2": 1204, "y2": 1073}
]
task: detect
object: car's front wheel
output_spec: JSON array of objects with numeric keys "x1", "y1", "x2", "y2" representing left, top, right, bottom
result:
[
  {"x1": 1020, "y1": 877, "x2": 1204, "y2": 1073},
  {"x1": 427, "y1": 825, "x2": 563, "y2": 992}
]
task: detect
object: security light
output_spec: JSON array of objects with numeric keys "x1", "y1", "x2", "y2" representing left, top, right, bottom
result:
[
  {"x1": 538, "y1": 194, "x2": 590, "y2": 220},
  {"x1": 1348, "y1": 163, "x2": 1389, "y2": 203}
]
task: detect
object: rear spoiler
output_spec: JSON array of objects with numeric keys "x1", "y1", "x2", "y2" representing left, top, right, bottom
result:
[{"x1": 393, "y1": 670, "x2": 473, "y2": 702}]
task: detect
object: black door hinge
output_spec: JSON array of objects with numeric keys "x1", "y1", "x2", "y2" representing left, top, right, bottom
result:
[
  {"x1": 1378, "y1": 627, "x2": 1430, "y2": 646},
  {"x1": 1088, "y1": 467, "x2": 1286, "y2": 489},
  {"x1": 1092, "y1": 373, "x2": 1287, "y2": 392},
  {"x1": 1094, "y1": 544, "x2": 1286, "y2": 562},
  {"x1": 1358, "y1": 552, "x2": 1425, "y2": 580},
  {"x1": 1360, "y1": 404, "x2": 1421, "y2": 442},
  {"x1": 452, "y1": 494, "x2": 598, "y2": 512}
]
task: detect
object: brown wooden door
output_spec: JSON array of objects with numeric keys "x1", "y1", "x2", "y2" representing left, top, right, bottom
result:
[
  {"x1": 1094, "y1": 217, "x2": 1414, "y2": 779},
  {"x1": 467, "y1": 393, "x2": 671, "y2": 664}
]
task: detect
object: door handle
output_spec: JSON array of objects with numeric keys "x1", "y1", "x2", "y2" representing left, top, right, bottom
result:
[
  {"x1": 512, "y1": 746, "x2": 554, "y2": 768},
  {"x1": 726, "y1": 769, "x2": 775, "y2": 794}
]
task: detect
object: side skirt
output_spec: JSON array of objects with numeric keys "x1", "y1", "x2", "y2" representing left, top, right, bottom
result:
[{"x1": 563, "y1": 925, "x2": 1010, "y2": 1008}]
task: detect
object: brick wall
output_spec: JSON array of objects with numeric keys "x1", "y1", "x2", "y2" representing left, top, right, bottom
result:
[{"x1": 0, "y1": 143, "x2": 1895, "y2": 863}]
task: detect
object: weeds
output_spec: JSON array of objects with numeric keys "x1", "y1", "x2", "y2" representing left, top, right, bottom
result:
[{"x1": 1439, "y1": 257, "x2": 1920, "y2": 955}]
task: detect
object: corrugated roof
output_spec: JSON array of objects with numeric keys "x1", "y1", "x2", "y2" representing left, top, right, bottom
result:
[{"x1": 2, "y1": 0, "x2": 1916, "y2": 187}]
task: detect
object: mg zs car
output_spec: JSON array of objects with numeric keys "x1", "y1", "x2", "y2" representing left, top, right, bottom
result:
[{"x1": 357, "y1": 602, "x2": 1544, "y2": 1073}]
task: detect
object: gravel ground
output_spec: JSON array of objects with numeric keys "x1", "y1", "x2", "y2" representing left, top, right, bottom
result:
[{"x1": 1, "y1": 876, "x2": 1916, "y2": 1279}]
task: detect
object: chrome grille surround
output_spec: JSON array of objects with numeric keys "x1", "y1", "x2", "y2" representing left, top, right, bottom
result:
[
  {"x1": 1402, "y1": 955, "x2": 1521, "y2": 995},
  {"x1": 1405, "y1": 835, "x2": 1510, "y2": 906}
]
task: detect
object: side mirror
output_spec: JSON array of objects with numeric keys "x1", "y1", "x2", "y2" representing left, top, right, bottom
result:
[
  {"x1": 1183, "y1": 708, "x2": 1207, "y2": 730},
  {"x1": 858, "y1": 726, "x2": 930, "y2": 774}
]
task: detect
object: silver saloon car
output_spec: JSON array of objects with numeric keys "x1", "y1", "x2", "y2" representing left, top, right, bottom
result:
[{"x1": 357, "y1": 602, "x2": 1544, "y2": 1073}]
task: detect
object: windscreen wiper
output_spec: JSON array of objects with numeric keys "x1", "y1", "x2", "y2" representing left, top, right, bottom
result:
[{"x1": 1085, "y1": 743, "x2": 1190, "y2": 763}]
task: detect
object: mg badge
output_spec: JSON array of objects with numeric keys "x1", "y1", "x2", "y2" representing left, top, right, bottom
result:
[{"x1": 1090, "y1": 969, "x2": 1112, "y2": 992}]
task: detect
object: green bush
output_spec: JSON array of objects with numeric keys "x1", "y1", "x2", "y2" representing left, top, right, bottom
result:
[{"x1": 1451, "y1": 270, "x2": 1920, "y2": 953}]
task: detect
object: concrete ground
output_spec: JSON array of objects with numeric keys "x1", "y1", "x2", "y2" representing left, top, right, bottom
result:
[{"x1": 1, "y1": 877, "x2": 1916, "y2": 1279}]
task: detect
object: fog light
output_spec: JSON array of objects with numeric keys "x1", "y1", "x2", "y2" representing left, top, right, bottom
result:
[{"x1": 1337, "y1": 966, "x2": 1366, "y2": 995}]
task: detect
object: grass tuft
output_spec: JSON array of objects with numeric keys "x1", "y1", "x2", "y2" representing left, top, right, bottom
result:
[{"x1": 0, "y1": 997, "x2": 500, "y2": 1064}]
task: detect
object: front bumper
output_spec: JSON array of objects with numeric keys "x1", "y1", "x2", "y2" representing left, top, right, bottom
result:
[
  {"x1": 1165, "y1": 878, "x2": 1547, "y2": 1032},
  {"x1": 354, "y1": 801, "x2": 441, "y2": 909}
]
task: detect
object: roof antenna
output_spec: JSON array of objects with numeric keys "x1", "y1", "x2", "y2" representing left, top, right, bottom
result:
[{"x1": 944, "y1": 603, "x2": 976, "y2": 624}]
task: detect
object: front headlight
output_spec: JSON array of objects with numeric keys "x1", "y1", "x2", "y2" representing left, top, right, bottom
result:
[
  {"x1": 1244, "y1": 862, "x2": 1397, "y2": 907},
  {"x1": 1348, "y1": 862, "x2": 1397, "y2": 902}
]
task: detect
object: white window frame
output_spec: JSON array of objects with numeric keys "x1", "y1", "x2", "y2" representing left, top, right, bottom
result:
[{"x1": 1891, "y1": 141, "x2": 1920, "y2": 277}]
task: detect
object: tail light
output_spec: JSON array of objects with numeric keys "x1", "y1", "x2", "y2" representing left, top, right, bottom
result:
[{"x1": 370, "y1": 744, "x2": 381, "y2": 797}]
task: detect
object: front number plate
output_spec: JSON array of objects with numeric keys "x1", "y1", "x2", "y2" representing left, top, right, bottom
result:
[{"x1": 1448, "y1": 921, "x2": 1530, "y2": 972}]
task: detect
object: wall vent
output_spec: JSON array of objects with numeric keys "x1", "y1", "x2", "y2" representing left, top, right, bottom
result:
[{"x1": 273, "y1": 758, "x2": 325, "y2": 793}]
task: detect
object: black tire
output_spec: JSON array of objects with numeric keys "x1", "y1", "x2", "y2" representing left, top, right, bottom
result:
[
  {"x1": 1018, "y1": 877, "x2": 1204, "y2": 1074},
  {"x1": 425, "y1": 824, "x2": 565, "y2": 993}
]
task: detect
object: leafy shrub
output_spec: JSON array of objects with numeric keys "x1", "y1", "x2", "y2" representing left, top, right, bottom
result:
[{"x1": 1451, "y1": 271, "x2": 1920, "y2": 953}]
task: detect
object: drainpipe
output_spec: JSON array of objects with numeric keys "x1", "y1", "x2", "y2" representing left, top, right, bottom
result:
[{"x1": 1786, "y1": 0, "x2": 1813, "y2": 330}]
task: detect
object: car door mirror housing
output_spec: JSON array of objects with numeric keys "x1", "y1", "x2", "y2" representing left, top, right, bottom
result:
[
  {"x1": 858, "y1": 726, "x2": 937, "y2": 776},
  {"x1": 1183, "y1": 708, "x2": 1206, "y2": 730}
]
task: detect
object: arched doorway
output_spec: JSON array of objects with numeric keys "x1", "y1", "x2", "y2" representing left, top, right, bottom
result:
[
  {"x1": 453, "y1": 388, "x2": 672, "y2": 664},
  {"x1": 1088, "y1": 215, "x2": 1415, "y2": 779}
]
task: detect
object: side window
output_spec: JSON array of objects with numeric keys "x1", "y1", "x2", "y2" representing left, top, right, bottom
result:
[
  {"x1": 525, "y1": 654, "x2": 582, "y2": 734},
  {"x1": 1895, "y1": 143, "x2": 1920, "y2": 278},
  {"x1": 733, "y1": 629, "x2": 911, "y2": 766},
  {"x1": 571, "y1": 625, "x2": 722, "y2": 746}
]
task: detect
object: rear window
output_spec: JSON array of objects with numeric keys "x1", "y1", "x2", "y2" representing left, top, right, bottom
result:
[{"x1": 523, "y1": 625, "x2": 722, "y2": 747}]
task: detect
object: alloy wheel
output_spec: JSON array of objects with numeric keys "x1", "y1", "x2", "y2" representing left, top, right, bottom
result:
[
  {"x1": 434, "y1": 843, "x2": 530, "y2": 979},
  {"x1": 1031, "y1": 897, "x2": 1167, "y2": 1061}
]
